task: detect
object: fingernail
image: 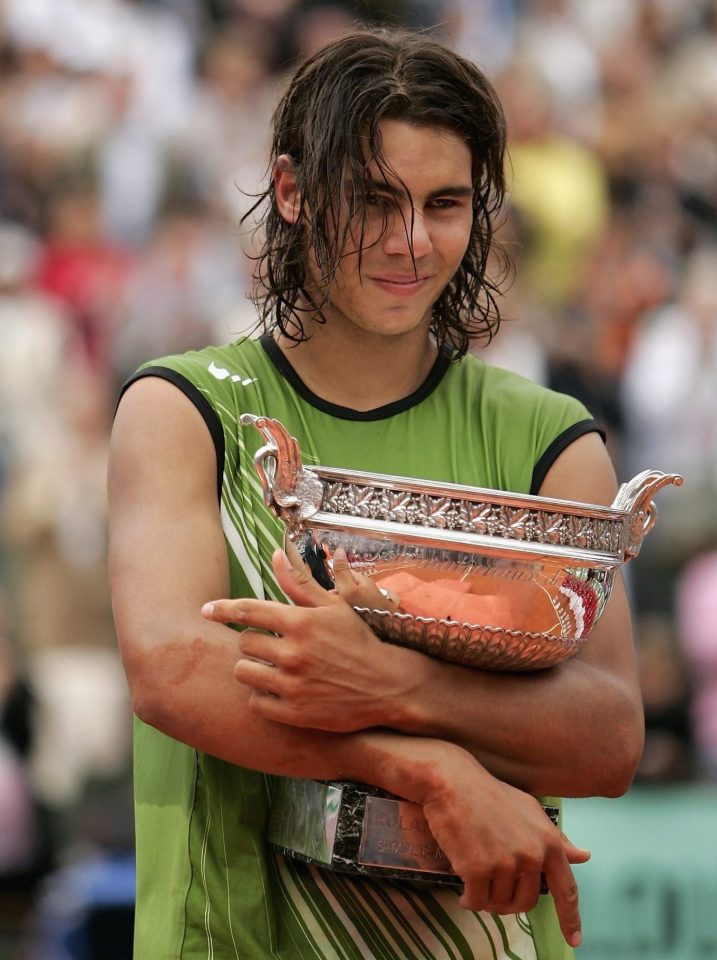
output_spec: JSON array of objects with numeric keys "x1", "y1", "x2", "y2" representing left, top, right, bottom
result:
[
  {"x1": 570, "y1": 932, "x2": 582, "y2": 948},
  {"x1": 201, "y1": 602, "x2": 214, "y2": 618}
]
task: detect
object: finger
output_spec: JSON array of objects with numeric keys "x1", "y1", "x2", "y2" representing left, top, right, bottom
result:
[
  {"x1": 561, "y1": 836, "x2": 591, "y2": 865},
  {"x1": 246, "y1": 688, "x2": 310, "y2": 727},
  {"x1": 544, "y1": 855, "x2": 582, "y2": 949},
  {"x1": 202, "y1": 596, "x2": 296, "y2": 632},
  {"x1": 332, "y1": 547, "x2": 362, "y2": 591},
  {"x1": 457, "y1": 876, "x2": 491, "y2": 912},
  {"x1": 485, "y1": 866, "x2": 521, "y2": 909},
  {"x1": 234, "y1": 656, "x2": 281, "y2": 695},
  {"x1": 237, "y1": 628, "x2": 285, "y2": 664},
  {"x1": 484, "y1": 869, "x2": 542, "y2": 916},
  {"x1": 284, "y1": 538, "x2": 310, "y2": 576},
  {"x1": 506, "y1": 870, "x2": 542, "y2": 915},
  {"x1": 273, "y1": 548, "x2": 333, "y2": 608}
]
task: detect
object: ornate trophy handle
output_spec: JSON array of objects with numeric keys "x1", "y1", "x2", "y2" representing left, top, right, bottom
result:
[
  {"x1": 240, "y1": 413, "x2": 324, "y2": 532},
  {"x1": 612, "y1": 470, "x2": 684, "y2": 559}
]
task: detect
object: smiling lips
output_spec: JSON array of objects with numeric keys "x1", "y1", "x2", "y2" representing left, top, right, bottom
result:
[{"x1": 370, "y1": 274, "x2": 430, "y2": 296}]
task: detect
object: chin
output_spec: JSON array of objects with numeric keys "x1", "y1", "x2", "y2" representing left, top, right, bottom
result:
[{"x1": 363, "y1": 310, "x2": 432, "y2": 339}]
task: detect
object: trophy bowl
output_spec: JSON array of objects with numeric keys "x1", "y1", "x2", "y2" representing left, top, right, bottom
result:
[
  {"x1": 240, "y1": 413, "x2": 683, "y2": 885},
  {"x1": 241, "y1": 414, "x2": 682, "y2": 672}
]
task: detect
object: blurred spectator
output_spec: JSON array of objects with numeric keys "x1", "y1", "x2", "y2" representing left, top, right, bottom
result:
[
  {"x1": 676, "y1": 550, "x2": 717, "y2": 782},
  {"x1": 272, "y1": 0, "x2": 451, "y2": 69},
  {"x1": 0, "y1": 624, "x2": 38, "y2": 877},
  {"x1": 475, "y1": 207, "x2": 550, "y2": 384},
  {"x1": 24, "y1": 849, "x2": 135, "y2": 960},
  {"x1": 0, "y1": 221, "x2": 75, "y2": 494},
  {"x1": 111, "y1": 186, "x2": 254, "y2": 384},
  {"x1": 447, "y1": 0, "x2": 517, "y2": 74},
  {"x1": 498, "y1": 61, "x2": 610, "y2": 306},
  {"x1": 621, "y1": 245, "x2": 717, "y2": 556},
  {"x1": 0, "y1": 358, "x2": 131, "y2": 809},
  {"x1": 0, "y1": 597, "x2": 45, "y2": 953},
  {"x1": 34, "y1": 174, "x2": 131, "y2": 375},
  {"x1": 170, "y1": 24, "x2": 276, "y2": 224},
  {"x1": 0, "y1": 44, "x2": 115, "y2": 232},
  {"x1": 95, "y1": 0, "x2": 197, "y2": 248},
  {"x1": 514, "y1": 0, "x2": 603, "y2": 141}
]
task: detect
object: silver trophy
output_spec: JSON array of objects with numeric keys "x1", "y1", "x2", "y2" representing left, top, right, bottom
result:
[{"x1": 241, "y1": 413, "x2": 682, "y2": 885}]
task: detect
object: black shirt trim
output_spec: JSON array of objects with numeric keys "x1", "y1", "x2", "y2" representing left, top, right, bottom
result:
[
  {"x1": 117, "y1": 359, "x2": 604, "y2": 502},
  {"x1": 530, "y1": 420, "x2": 606, "y2": 495},
  {"x1": 119, "y1": 367, "x2": 225, "y2": 502},
  {"x1": 260, "y1": 333, "x2": 452, "y2": 422}
]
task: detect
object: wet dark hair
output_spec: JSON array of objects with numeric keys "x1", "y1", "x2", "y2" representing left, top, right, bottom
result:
[{"x1": 242, "y1": 28, "x2": 508, "y2": 358}]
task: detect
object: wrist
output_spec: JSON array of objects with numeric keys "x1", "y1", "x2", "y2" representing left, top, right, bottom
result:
[
  {"x1": 344, "y1": 730, "x2": 477, "y2": 806},
  {"x1": 376, "y1": 644, "x2": 443, "y2": 733}
]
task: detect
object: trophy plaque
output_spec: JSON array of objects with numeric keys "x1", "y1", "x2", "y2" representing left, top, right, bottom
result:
[
  {"x1": 241, "y1": 413, "x2": 682, "y2": 884},
  {"x1": 268, "y1": 776, "x2": 559, "y2": 890}
]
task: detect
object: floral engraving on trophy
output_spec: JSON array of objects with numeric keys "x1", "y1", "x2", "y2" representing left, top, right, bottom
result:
[{"x1": 319, "y1": 481, "x2": 628, "y2": 552}]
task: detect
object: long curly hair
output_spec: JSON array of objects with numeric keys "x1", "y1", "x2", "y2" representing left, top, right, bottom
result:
[{"x1": 242, "y1": 28, "x2": 508, "y2": 358}]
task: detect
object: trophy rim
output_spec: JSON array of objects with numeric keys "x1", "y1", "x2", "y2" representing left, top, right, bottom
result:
[
  {"x1": 314, "y1": 464, "x2": 630, "y2": 521},
  {"x1": 304, "y1": 512, "x2": 624, "y2": 567},
  {"x1": 241, "y1": 412, "x2": 682, "y2": 563}
]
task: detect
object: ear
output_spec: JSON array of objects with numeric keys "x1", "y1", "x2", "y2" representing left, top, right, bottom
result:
[{"x1": 274, "y1": 154, "x2": 301, "y2": 224}]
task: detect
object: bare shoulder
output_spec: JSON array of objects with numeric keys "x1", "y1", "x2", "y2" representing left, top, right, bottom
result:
[
  {"x1": 537, "y1": 431, "x2": 618, "y2": 506},
  {"x1": 110, "y1": 375, "x2": 218, "y2": 497},
  {"x1": 111, "y1": 374, "x2": 194, "y2": 455}
]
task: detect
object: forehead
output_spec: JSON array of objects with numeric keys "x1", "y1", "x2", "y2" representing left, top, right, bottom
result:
[{"x1": 361, "y1": 120, "x2": 473, "y2": 195}]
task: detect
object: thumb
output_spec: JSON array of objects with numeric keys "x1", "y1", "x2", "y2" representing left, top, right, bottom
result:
[{"x1": 273, "y1": 548, "x2": 331, "y2": 608}]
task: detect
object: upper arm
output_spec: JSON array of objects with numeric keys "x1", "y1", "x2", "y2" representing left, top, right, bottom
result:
[
  {"x1": 107, "y1": 376, "x2": 402, "y2": 783},
  {"x1": 538, "y1": 431, "x2": 643, "y2": 721},
  {"x1": 537, "y1": 429, "x2": 617, "y2": 507},
  {"x1": 108, "y1": 375, "x2": 231, "y2": 718}
]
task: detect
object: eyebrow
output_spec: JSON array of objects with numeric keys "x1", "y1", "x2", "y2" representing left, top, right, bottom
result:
[{"x1": 358, "y1": 178, "x2": 474, "y2": 201}]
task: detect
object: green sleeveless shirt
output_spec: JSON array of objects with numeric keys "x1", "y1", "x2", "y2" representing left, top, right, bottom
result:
[{"x1": 123, "y1": 334, "x2": 601, "y2": 960}]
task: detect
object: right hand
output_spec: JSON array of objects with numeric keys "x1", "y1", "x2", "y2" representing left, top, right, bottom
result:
[{"x1": 411, "y1": 748, "x2": 590, "y2": 948}]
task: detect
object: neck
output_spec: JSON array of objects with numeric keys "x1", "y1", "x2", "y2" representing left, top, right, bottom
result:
[{"x1": 273, "y1": 318, "x2": 439, "y2": 412}]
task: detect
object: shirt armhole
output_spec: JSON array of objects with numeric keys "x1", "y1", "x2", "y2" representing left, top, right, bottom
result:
[
  {"x1": 530, "y1": 419, "x2": 606, "y2": 496},
  {"x1": 118, "y1": 366, "x2": 225, "y2": 502}
]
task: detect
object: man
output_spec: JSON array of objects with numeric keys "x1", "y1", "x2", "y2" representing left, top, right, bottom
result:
[{"x1": 108, "y1": 29, "x2": 644, "y2": 960}]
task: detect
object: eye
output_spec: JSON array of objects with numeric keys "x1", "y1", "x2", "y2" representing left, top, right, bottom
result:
[
  {"x1": 430, "y1": 198, "x2": 461, "y2": 210},
  {"x1": 364, "y1": 193, "x2": 391, "y2": 209}
]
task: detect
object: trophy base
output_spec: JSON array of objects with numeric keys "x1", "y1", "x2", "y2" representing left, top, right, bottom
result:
[{"x1": 268, "y1": 777, "x2": 558, "y2": 888}]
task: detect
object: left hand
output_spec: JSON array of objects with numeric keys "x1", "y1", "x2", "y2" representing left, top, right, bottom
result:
[{"x1": 201, "y1": 549, "x2": 412, "y2": 730}]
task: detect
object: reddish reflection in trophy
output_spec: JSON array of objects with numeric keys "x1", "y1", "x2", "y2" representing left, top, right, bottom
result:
[{"x1": 242, "y1": 413, "x2": 682, "y2": 671}]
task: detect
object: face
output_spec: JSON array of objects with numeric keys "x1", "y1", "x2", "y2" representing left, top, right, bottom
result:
[{"x1": 277, "y1": 120, "x2": 475, "y2": 342}]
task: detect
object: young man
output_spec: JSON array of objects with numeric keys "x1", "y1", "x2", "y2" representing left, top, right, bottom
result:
[{"x1": 109, "y1": 29, "x2": 644, "y2": 960}]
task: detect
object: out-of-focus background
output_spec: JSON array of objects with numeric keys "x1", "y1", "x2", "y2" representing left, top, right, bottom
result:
[{"x1": 0, "y1": 1, "x2": 715, "y2": 957}]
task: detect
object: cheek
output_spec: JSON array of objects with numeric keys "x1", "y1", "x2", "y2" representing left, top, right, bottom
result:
[
  {"x1": 326, "y1": 259, "x2": 364, "y2": 306},
  {"x1": 442, "y1": 224, "x2": 473, "y2": 271}
]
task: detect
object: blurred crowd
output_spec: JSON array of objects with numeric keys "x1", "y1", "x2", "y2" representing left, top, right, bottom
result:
[{"x1": 1, "y1": 0, "x2": 716, "y2": 955}]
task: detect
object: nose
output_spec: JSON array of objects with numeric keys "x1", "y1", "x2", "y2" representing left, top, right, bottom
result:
[{"x1": 383, "y1": 207, "x2": 433, "y2": 259}]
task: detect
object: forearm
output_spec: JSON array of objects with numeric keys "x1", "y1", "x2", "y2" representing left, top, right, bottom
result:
[
  {"x1": 389, "y1": 647, "x2": 644, "y2": 797},
  {"x1": 207, "y1": 555, "x2": 644, "y2": 799},
  {"x1": 127, "y1": 618, "x2": 465, "y2": 797}
]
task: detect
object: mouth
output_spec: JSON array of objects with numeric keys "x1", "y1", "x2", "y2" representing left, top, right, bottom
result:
[{"x1": 370, "y1": 275, "x2": 430, "y2": 296}]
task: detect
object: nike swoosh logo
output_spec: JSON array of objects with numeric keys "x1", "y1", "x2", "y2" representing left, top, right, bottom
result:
[{"x1": 208, "y1": 360, "x2": 257, "y2": 387}]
